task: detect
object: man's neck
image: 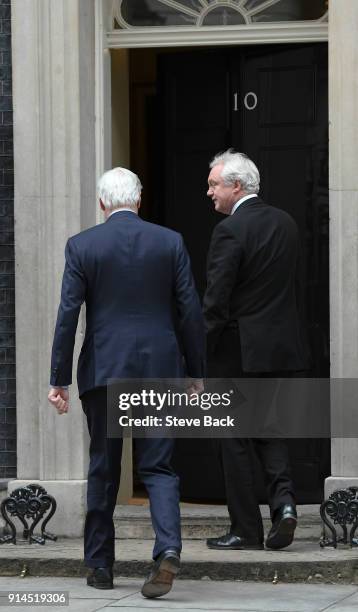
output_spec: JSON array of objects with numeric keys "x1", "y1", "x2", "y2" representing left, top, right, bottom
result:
[
  {"x1": 106, "y1": 207, "x2": 138, "y2": 220},
  {"x1": 231, "y1": 193, "x2": 258, "y2": 215}
]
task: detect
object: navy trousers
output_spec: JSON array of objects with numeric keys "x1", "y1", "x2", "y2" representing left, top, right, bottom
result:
[{"x1": 81, "y1": 387, "x2": 182, "y2": 568}]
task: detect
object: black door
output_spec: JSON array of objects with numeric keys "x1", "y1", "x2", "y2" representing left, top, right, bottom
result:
[{"x1": 155, "y1": 44, "x2": 329, "y2": 503}]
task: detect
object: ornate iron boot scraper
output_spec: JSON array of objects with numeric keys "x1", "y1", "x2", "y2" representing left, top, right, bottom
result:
[
  {"x1": 320, "y1": 487, "x2": 358, "y2": 548},
  {"x1": 0, "y1": 484, "x2": 57, "y2": 545}
]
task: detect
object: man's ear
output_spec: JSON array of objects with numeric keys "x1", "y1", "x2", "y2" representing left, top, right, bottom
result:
[
  {"x1": 234, "y1": 180, "x2": 242, "y2": 195},
  {"x1": 137, "y1": 196, "x2": 141, "y2": 211},
  {"x1": 99, "y1": 199, "x2": 106, "y2": 211}
]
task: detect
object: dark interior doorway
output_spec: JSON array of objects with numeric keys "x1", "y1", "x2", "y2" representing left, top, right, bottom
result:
[{"x1": 128, "y1": 43, "x2": 330, "y2": 504}]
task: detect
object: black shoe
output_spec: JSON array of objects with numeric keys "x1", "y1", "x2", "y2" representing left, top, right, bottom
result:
[
  {"x1": 141, "y1": 548, "x2": 181, "y2": 599},
  {"x1": 87, "y1": 567, "x2": 113, "y2": 590},
  {"x1": 206, "y1": 533, "x2": 264, "y2": 550},
  {"x1": 266, "y1": 504, "x2": 297, "y2": 550}
]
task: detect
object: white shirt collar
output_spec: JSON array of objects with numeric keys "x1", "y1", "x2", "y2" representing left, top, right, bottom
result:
[
  {"x1": 231, "y1": 194, "x2": 258, "y2": 215},
  {"x1": 108, "y1": 208, "x2": 138, "y2": 218}
]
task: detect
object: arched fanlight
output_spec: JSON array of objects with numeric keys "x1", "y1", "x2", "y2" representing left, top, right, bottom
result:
[{"x1": 113, "y1": 0, "x2": 328, "y2": 29}]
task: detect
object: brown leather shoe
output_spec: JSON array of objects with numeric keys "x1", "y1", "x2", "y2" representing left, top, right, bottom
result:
[
  {"x1": 206, "y1": 533, "x2": 264, "y2": 550},
  {"x1": 141, "y1": 548, "x2": 180, "y2": 599}
]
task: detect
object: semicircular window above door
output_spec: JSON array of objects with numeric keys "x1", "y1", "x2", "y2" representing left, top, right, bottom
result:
[{"x1": 113, "y1": 0, "x2": 328, "y2": 29}]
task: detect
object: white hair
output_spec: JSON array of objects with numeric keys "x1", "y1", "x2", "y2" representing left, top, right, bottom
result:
[
  {"x1": 210, "y1": 149, "x2": 260, "y2": 194},
  {"x1": 97, "y1": 167, "x2": 142, "y2": 211}
]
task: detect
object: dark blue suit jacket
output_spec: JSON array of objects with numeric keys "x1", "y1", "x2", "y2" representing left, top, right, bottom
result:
[{"x1": 50, "y1": 211, "x2": 205, "y2": 396}]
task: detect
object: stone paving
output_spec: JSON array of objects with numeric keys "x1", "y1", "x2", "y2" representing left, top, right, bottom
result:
[{"x1": 0, "y1": 576, "x2": 358, "y2": 612}]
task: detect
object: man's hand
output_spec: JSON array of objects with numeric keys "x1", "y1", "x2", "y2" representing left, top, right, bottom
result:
[
  {"x1": 48, "y1": 387, "x2": 69, "y2": 415},
  {"x1": 186, "y1": 378, "x2": 204, "y2": 397}
]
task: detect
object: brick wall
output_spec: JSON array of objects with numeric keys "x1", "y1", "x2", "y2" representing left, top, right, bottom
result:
[{"x1": 0, "y1": 0, "x2": 15, "y2": 479}]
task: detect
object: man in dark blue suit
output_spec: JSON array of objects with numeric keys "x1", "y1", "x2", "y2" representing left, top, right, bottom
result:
[{"x1": 48, "y1": 167, "x2": 205, "y2": 597}]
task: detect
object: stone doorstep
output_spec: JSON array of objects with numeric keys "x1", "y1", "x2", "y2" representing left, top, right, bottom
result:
[
  {"x1": 114, "y1": 519, "x2": 321, "y2": 541},
  {"x1": 114, "y1": 503, "x2": 323, "y2": 540},
  {"x1": 0, "y1": 540, "x2": 357, "y2": 585},
  {"x1": 1, "y1": 504, "x2": 354, "y2": 584}
]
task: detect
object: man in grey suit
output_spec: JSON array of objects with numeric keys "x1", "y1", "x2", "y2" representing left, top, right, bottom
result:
[{"x1": 48, "y1": 167, "x2": 205, "y2": 597}]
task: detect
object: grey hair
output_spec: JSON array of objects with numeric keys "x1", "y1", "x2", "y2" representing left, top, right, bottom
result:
[
  {"x1": 97, "y1": 167, "x2": 142, "y2": 211},
  {"x1": 210, "y1": 149, "x2": 260, "y2": 194}
]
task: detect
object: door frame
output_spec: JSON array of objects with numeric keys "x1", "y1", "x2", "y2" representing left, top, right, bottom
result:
[
  {"x1": 95, "y1": 0, "x2": 328, "y2": 178},
  {"x1": 94, "y1": 0, "x2": 329, "y2": 501},
  {"x1": 107, "y1": 22, "x2": 328, "y2": 49}
]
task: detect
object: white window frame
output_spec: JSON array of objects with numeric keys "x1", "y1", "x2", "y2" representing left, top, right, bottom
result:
[
  {"x1": 108, "y1": 0, "x2": 328, "y2": 48},
  {"x1": 95, "y1": 0, "x2": 328, "y2": 180}
]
